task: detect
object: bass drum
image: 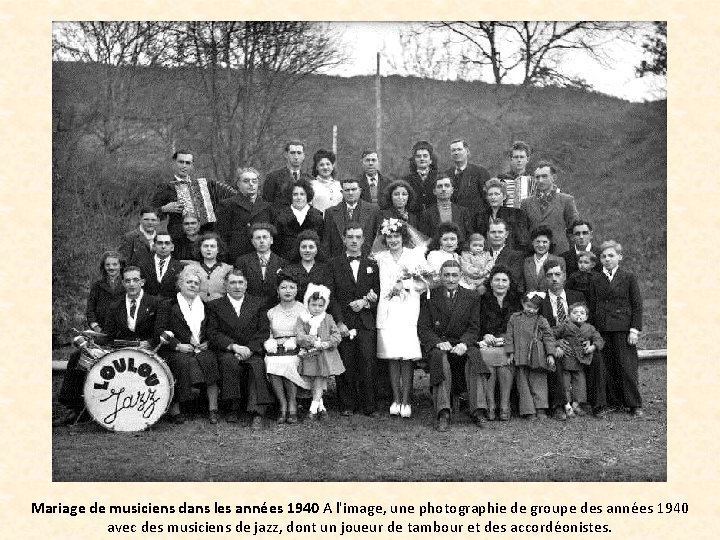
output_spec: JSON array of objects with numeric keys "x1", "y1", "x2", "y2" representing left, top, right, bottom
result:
[{"x1": 83, "y1": 348, "x2": 174, "y2": 432}]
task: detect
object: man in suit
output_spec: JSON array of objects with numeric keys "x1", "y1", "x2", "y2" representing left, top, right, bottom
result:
[
  {"x1": 234, "y1": 223, "x2": 287, "y2": 309},
  {"x1": 560, "y1": 219, "x2": 602, "y2": 275},
  {"x1": 497, "y1": 140, "x2": 536, "y2": 209},
  {"x1": 326, "y1": 225, "x2": 381, "y2": 417},
  {"x1": 521, "y1": 161, "x2": 580, "y2": 254},
  {"x1": 216, "y1": 166, "x2": 273, "y2": 262},
  {"x1": 539, "y1": 258, "x2": 606, "y2": 418},
  {"x1": 262, "y1": 140, "x2": 312, "y2": 207},
  {"x1": 421, "y1": 174, "x2": 473, "y2": 245},
  {"x1": 118, "y1": 206, "x2": 159, "y2": 268},
  {"x1": 418, "y1": 260, "x2": 490, "y2": 431},
  {"x1": 54, "y1": 266, "x2": 161, "y2": 426},
  {"x1": 357, "y1": 149, "x2": 391, "y2": 206},
  {"x1": 486, "y1": 219, "x2": 524, "y2": 291},
  {"x1": 446, "y1": 139, "x2": 491, "y2": 212},
  {"x1": 139, "y1": 231, "x2": 185, "y2": 299},
  {"x1": 207, "y1": 269, "x2": 273, "y2": 428},
  {"x1": 323, "y1": 178, "x2": 381, "y2": 257},
  {"x1": 151, "y1": 149, "x2": 235, "y2": 242}
]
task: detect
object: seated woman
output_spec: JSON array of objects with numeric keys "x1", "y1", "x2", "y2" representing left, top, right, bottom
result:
[
  {"x1": 380, "y1": 180, "x2": 421, "y2": 230},
  {"x1": 173, "y1": 213, "x2": 202, "y2": 262},
  {"x1": 274, "y1": 179, "x2": 325, "y2": 261},
  {"x1": 187, "y1": 232, "x2": 232, "y2": 302},
  {"x1": 283, "y1": 230, "x2": 328, "y2": 302},
  {"x1": 478, "y1": 265, "x2": 522, "y2": 421},
  {"x1": 155, "y1": 265, "x2": 221, "y2": 424},
  {"x1": 473, "y1": 178, "x2": 528, "y2": 251},
  {"x1": 310, "y1": 149, "x2": 342, "y2": 215},
  {"x1": 523, "y1": 225, "x2": 563, "y2": 293},
  {"x1": 264, "y1": 270, "x2": 311, "y2": 424},
  {"x1": 54, "y1": 250, "x2": 127, "y2": 425}
]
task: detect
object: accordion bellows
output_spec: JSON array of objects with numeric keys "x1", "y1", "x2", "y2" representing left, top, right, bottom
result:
[{"x1": 173, "y1": 177, "x2": 216, "y2": 225}]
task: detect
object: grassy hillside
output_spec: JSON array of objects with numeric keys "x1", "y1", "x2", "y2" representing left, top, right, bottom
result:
[{"x1": 52, "y1": 61, "x2": 666, "y2": 346}]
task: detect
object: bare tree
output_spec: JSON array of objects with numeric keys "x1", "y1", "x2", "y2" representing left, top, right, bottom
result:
[
  {"x1": 167, "y1": 22, "x2": 345, "y2": 181},
  {"x1": 636, "y1": 21, "x2": 666, "y2": 77},
  {"x1": 425, "y1": 21, "x2": 637, "y2": 88}
]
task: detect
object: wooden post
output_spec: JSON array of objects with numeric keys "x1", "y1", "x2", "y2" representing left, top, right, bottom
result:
[
  {"x1": 332, "y1": 125, "x2": 337, "y2": 156},
  {"x1": 375, "y1": 51, "x2": 382, "y2": 167}
]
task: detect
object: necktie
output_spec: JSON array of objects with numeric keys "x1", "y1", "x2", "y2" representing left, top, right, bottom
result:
[
  {"x1": 347, "y1": 207, "x2": 354, "y2": 221},
  {"x1": 293, "y1": 171, "x2": 299, "y2": 182},
  {"x1": 259, "y1": 255, "x2": 268, "y2": 279},
  {"x1": 129, "y1": 298, "x2": 137, "y2": 318},
  {"x1": 557, "y1": 298, "x2": 567, "y2": 323},
  {"x1": 347, "y1": 255, "x2": 360, "y2": 262},
  {"x1": 369, "y1": 178, "x2": 378, "y2": 202},
  {"x1": 158, "y1": 258, "x2": 166, "y2": 280}
]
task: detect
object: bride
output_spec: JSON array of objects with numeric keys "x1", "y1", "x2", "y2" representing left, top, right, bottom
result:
[{"x1": 373, "y1": 218, "x2": 430, "y2": 419}]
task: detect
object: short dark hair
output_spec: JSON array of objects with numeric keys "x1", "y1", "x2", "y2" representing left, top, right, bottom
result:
[
  {"x1": 576, "y1": 251, "x2": 597, "y2": 264},
  {"x1": 382, "y1": 180, "x2": 417, "y2": 210},
  {"x1": 543, "y1": 257, "x2": 566, "y2": 274},
  {"x1": 361, "y1": 149, "x2": 378, "y2": 159},
  {"x1": 122, "y1": 265, "x2": 143, "y2": 279},
  {"x1": 341, "y1": 178, "x2": 361, "y2": 189},
  {"x1": 568, "y1": 301, "x2": 589, "y2": 315},
  {"x1": 172, "y1": 149, "x2": 193, "y2": 160},
  {"x1": 568, "y1": 218, "x2": 594, "y2": 235},
  {"x1": 440, "y1": 259, "x2": 461, "y2": 272},
  {"x1": 433, "y1": 174, "x2": 454, "y2": 188},
  {"x1": 250, "y1": 222, "x2": 277, "y2": 238},
  {"x1": 139, "y1": 206, "x2": 159, "y2": 217},
  {"x1": 343, "y1": 224, "x2": 364, "y2": 236},
  {"x1": 197, "y1": 232, "x2": 227, "y2": 259},
  {"x1": 286, "y1": 178, "x2": 315, "y2": 204},
  {"x1": 224, "y1": 267, "x2": 247, "y2": 282},
  {"x1": 510, "y1": 140, "x2": 531, "y2": 156},
  {"x1": 486, "y1": 264, "x2": 516, "y2": 291},
  {"x1": 284, "y1": 140, "x2": 305, "y2": 152},
  {"x1": 534, "y1": 160, "x2": 557, "y2": 175},
  {"x1": 530, "y1": 225, "x2": 554, "y2": 242},
  {"x1": 487, "y1": 218, "x2": 509, "y2": 232}
]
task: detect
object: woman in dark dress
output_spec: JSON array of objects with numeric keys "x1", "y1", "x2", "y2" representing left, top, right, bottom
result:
[
  {"x1": 273, "y1": 179, "x2": 325, "y2": 261},
  {"x1": 282, "y1": 230, "x2": 328, "y2": 303},
  {"x1": 379, "y1": 179, "x2": 421, "y2": 230},
  {"x1": 155, "y1": 265, "x2": 221, "y2": 424},
  {"x1": 402, "y1": 140, "x2": 439, "y2": 213},
  {"x1": 474, "y1": 178, "x2": 528, "y2": 252},
  {"x1": 478, "y1": 265, "x2": 522, "y2": 421},
  {"x1": 173, "y1": 213, "x2": 202, "y2": 262}
]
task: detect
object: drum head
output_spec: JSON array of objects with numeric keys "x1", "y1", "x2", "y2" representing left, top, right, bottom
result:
[{"x1": 83, "y1": 348, "x2": 174, "y2": 432}]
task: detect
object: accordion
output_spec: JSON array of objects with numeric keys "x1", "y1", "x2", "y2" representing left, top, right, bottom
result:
[
  {"x1": 172, "y1": 177, "x2": 237, "y2": 227},
  {"x1": 504, "y1": 174, "x2": 536, "y2": 209}
]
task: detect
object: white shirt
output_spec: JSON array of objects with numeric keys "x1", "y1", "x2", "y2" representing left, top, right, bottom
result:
[
  {"x1": 604, "y1": 266, "x2": 619, "y2": 282},
  {"x1": 489, "y1": 244, "x2": 505, "y2": 264},
  {"x1": 227, "y1": 294, "x2": 244, "y2": 317},
  {"x1": 534, "y1": 253, "x2": 548, "y2": 276},
  {"x1": 139, "y1": 226, "x2": 156, "y2": 250},
  {"x1": 548, "y1": 290, "x2": 568, "y2": 321},
  {"x1": 346, "y1": 254, "x2": 361, "y2": 281},
  {"x1": 291, "y1": 204, "x2": 310, "y2": 225},
  {"x1": 126, "y1": 291, "x2": 144, "y2": 332},
  {"x1": 575, "y1": 242, "x2": 593, "y2": 254}
]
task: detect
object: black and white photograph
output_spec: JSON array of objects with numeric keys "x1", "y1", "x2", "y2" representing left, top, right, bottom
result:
[{"x1": 50, "y1": 21, "x2": 667, "y2": 482}]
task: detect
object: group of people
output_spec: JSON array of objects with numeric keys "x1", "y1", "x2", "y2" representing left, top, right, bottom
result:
[{"x1": 55, "y1": 138, "x2": 644, "y2": 432}]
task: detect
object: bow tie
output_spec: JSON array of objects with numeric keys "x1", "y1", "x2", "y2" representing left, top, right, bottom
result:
[{"x1": 347, "y1": 255, "x2": 361, "y2": 262}]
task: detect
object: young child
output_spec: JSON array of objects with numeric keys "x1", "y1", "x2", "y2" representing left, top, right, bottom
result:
[
  {"x1": 460, "y1": 233, "x2": 493, "y2": 292},
  {"x1": 426, "y1": 223, "x2": 461, "y2": 285},
  {"x1": 565, "y1": 251, "x2": 599, "y2": 316},
  {"x1": 553, "y1": 302, "x2": 605, "y2": 417},
  {"x1": 295, "y1": 284, "x2": 344, "y2": 419},
  {"x1": 504, "y1": 292, "x2": 556, "y2": 419}
]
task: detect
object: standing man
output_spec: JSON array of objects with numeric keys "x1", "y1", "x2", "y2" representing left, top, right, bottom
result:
[
  {"x1": 233, "y1": 223, "x2": 287, "y2": 309},
  {"x1": 262, "y1": 140, "x2": 312, "y2": 207},
  {"x1": 326, "y1": 225, "x2": 380, "y2": 417},
  {"x1": 216, "y1": 166, "x2": 273, "y2": 263},
  {"x1": 486, "y1": 219, "x2": 525, "y2": 291},
  {"x1": 151, "y1": 149, "x2": 235, "y2": 242},
  {"x1": 357, "y1": 149, "x2": 391, "y2": 206},
  {"x1": 139, "y1": 230, "x2": 185, "y2": 299},
  {"x1": 561, "y1": 219, "x2": 602, "y2": 275},
  {"x1": 498, "y1": 140, "x2": 535, "y2": 209},
  {"x1": 446, "y1": 139, "x2": 491, "y2": 212},
  {"x1": 421, "y1": 175, "x2": 473, "y2": 246},
  {"x1": 418, "y1": 260, "x2": 489, "y2": 431},
  {"x1": 118, "y1": 206, "x2": 159, "y2": 268},
  {"x1": 539, "y1": 258, "x2": 606, "y2": 418},
  {"x1": 323, "y1": 178, "x2": 381, "y2": 257},
  {"x1": 54, "y1": 265, "x2": 161, "y2": 426},
  {"x1": 521, "y1": 161, "x2": 579, "y2": 255},
  {"x1": 207, "y1": 269, "x2": 273, "y2": 428}
]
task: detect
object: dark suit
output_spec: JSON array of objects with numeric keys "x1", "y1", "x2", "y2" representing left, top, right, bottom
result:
[
  {"x1": 262, "y1": 168, "x2": 312, "y2": 208},
  {"x1": 57, "y1": 293, "x2": 160, "y2": 411},
  {"x1": 118, "y1": 228, "x2": 154, "y2": 268},
  {"x1": 418, "y1": 287, "x2": 489, "y2": 416},
  {"x1": 322, "y1": 199, "x2": 381, "y2": 258},
  {"x1": 154, "y1": 296, "x2": 220, "y2": 403},
  {"x1": 326, "y1": 254, "x2": 380, "y2": 413},
  {"x1": 488, "y1": 246, "x2": 525, "y2": 292},
  {"x1": 421, "y1": 203, "x2": 473, "y2": 246},
  {"x1": 594, "y1": 268, "x2": 643, "y2": 409},
  {"x1": 446, "y1": 163, "x2": 491, "y2": 212},
  {"x1": 273, "y1": 205, "x2": 325, "y2": 261},
  {"x1": 521, "y1": 191, "x2": 579, "y2": 254},
  {"x1": 473, "y1": 206, "x2": 529, "y2": 252},
  {"x1": 402, "y1": 169, "x2": 437, "y2": 213},
  {"x1": 216, "y1": 194, "x2": 273, "y2": 263},
  {"x1": 206, "y1": 294, "x2": 274, "y2": 411},
  {"x1": 358, "y1": 172, "x2": 391, "y2": 206},
  {"x1": 233, "y1": 252, "x2": 287, "y2": 309},
  {"x1": 523, "y1": 254, "x2": 564, "y2": 293},
  {"x1": 560, "y1": 245, "x2": 602, "y2": 276},
  {"x1": 139, "y1": 257, "x2": 185, "y2": 299}
]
